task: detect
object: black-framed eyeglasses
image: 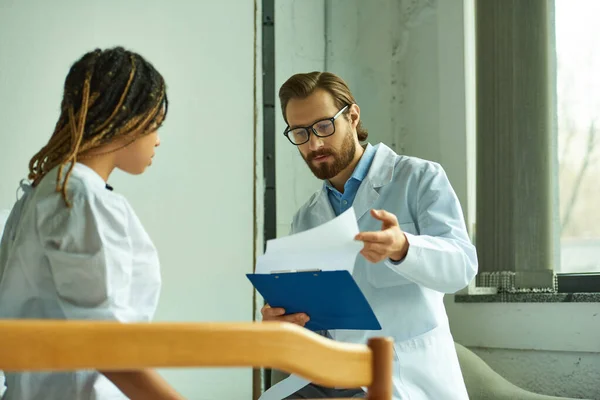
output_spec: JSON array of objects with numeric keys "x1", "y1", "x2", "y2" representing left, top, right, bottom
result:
[{"x1": 283, "y1": 105, "x2": 349, "y2": 145}]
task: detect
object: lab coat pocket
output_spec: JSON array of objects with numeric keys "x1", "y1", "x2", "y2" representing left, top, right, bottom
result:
[
  {"x1": 393, "y1": 327, "x2": 468, "y2": 400},
  {"x1": 47, "y1": 246, "x2": 127, "y2": 308}
]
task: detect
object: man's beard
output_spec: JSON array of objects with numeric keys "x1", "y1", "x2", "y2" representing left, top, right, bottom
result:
[{"x1": 302, "y1": 129, "x2": 356, "y2": 180}]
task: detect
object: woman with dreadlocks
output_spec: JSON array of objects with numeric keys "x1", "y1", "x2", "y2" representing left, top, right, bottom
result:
[{"x1": 0, "y1": 47, "x2": 183, "y2": 399}]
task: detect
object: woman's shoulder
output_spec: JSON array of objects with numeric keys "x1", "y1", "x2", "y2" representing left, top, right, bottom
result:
[{"x1": 34, "y1": 165, "x2": 132, "y2": 237}]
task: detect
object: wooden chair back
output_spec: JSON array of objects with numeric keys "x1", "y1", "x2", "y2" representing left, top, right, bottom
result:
[{"x1": 0, "y1": 320, "x2": 393, "y2": 399}]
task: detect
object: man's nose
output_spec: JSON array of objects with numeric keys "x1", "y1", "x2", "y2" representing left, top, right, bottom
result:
[{"x1": 307, "y1": 131, "x2": 324, "y2": 151}]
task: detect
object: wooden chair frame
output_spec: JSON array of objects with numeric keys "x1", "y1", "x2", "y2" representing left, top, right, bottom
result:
[{"x1": 0, "y1": 320, "x2": 393, "y2": 399}]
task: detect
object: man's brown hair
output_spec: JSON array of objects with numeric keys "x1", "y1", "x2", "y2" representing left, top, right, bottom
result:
[{"x1": 278, "y1": 71, "x2": 368, "y2": 141}]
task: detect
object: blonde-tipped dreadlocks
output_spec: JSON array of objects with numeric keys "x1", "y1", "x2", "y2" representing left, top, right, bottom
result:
[{"x1": 28, "y1": 47, "x2": 168, "y2": 207}]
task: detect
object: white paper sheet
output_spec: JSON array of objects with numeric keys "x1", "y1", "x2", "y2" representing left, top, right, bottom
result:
[{"x1": 255, "y1": 207, "x2": 363, "y2": 275}]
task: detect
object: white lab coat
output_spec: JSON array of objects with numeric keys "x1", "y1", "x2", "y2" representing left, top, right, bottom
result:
[
  {"x1": 0, "y1": 163, "x2": 162, "y2": 400},
  {"x1": 261, "y1": 143, "x2": 477, "y2": 400}
]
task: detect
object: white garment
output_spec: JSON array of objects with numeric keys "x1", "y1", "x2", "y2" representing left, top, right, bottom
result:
[
  {"x1": 261, "y1": 143, "x2": 477, "y2": 400},
  {"x1": 0, "y1": 163, "x2": 162, "y2": 400}
]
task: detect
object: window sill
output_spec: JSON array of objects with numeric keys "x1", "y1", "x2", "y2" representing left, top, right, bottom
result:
[
  {"x1": 454, "y1": 273, "x2": 600, "y2": 303},
  {"x1": 455, "y1": 292, "x2": 600, "y2": 303},
  {"x1": 445, "y1": 295, "x2": 600, "y2": 353}
]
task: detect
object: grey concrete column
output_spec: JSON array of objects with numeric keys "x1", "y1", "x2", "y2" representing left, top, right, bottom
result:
[{"x1": 475, "y1": 0, "x2": 557, "y2": 289}]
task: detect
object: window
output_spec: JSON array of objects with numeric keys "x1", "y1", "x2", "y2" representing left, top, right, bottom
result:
[{"x1": 556, "y1": 0, "x2": 600, "y2": 275}]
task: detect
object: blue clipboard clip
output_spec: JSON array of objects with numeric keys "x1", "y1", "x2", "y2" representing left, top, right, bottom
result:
[{"x1": 270, "y1": 269, "x2": 321, "y2": 274}]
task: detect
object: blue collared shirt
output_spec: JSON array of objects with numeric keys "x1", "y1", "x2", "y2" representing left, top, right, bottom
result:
[{"x1": 325, "y1": 143, "x2": 376, "y2": 216}]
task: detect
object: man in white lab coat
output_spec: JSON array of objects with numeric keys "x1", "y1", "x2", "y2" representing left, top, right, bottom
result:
[{"x1": 260, "y1": 72, "x2": 477, "y2": 400}]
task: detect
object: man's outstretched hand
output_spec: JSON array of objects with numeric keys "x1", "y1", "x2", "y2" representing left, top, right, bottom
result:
[{"x1": 355, "y1": 209, "x2": 409, "y2": 264}]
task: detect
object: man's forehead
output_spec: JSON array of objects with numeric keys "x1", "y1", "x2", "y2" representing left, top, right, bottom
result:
[{"x1": 286, "y1": 90, "x2": 338, "y2": 126}]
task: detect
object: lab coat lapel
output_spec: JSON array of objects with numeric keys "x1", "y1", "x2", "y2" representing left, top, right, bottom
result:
[
  {"x1": 352, "y1": 181, "x2": 380, "y2": 222},
  {"x1": 353, "y1": 144, "x2": 396, "y2": 221},
  {"x1": 307, "y1": 143, "x2": 397, "y2": 225},
  {"x1": 308, "y1": 189, "x2": 336, "y2": 225}
]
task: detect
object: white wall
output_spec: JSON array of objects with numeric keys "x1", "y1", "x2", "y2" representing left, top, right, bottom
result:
[
  {"x1": 274, "y1": 0, "x2": 599, "y2": 398},
  {"x1": 469, "y1": 347, "x2": 600, "y2": 400},
  {"x1": 324, "y1": 0, "x2": 401, "y2": 152},
  {"x1": 274, "y1": 0, "x2": 325, "y2": 237},
  {"x1": 0, "y1": 211, "x2": 6, "y2": 391},
  {"x1": 0, "y1": 1, "x2": 256, "y2": 398},
  {"x1": 446, "y1": 299, "x2": 600, "y2": 398},
  {"x1": 0, "y1": 211, "x2": 8, "y2": 235},
  {"x1": 324, "y1": 0, "x2": 474, "y2": 228}
]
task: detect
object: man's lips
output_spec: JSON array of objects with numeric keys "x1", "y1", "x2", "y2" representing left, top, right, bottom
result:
[{"x1": 312, "y1": 154, "x2": 332, "y2": 162}]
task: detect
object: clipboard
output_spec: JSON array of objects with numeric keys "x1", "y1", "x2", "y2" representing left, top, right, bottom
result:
[{"x1": 247, "y1": 270, "x2": 381, "y2": 331}]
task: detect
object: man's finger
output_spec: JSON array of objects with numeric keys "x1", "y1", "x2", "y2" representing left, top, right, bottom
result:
[
  {"x1": 261, "y1": 304, "x2": 272, "y2": 312},
  {"x1": 360, "y1": 249, "x2": 374, "y2": 262},
  {"x1": 370, "y1": 209, "x2": 398, "y2": 226},
  {"x1": 262, "y1": 306, "x2": 286, "y2": 317},
  {"x1": 294, "y1": 313, "x2": 310, "y2": 326},
  {"x1": 355, "y1": 230, "x2": 392, "y2": 244},
  {"x1": 362, "y1": 242, "x2": 388, "y2": 255},
  {"x1": 361, "y1": 249, "x2": 384, "y2": 264},
  {"x1": 281, "y1": 313, "x2": 309, "y2": 324}
]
